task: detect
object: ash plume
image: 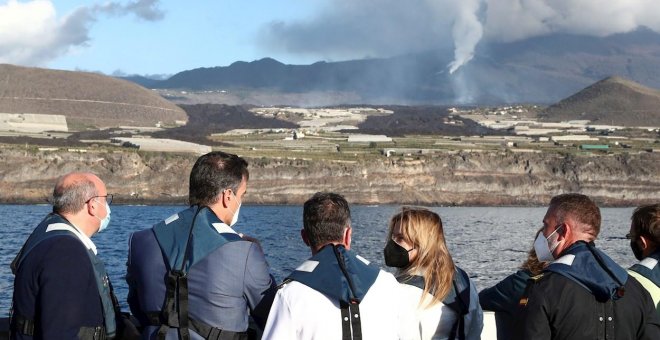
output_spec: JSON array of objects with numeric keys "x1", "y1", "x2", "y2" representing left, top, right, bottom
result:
[{"x1": 259, "y1": 0, "x2": 660, "y2": 69}]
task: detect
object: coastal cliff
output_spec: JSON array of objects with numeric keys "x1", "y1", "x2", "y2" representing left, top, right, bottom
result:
[{"x1": 1, "y1": 147, "x2": 658, "y2": 206}]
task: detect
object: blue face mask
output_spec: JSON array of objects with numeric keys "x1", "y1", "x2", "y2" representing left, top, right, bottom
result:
[{"x1": 96, "y1": 202, "x2": 111, "y2": 233}]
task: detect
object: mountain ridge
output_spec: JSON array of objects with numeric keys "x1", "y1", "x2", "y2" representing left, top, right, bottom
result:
[
  {"x1": 542, "y1": 76, "x2": 660, "y2": 126},
  {"x1": 121, "y1": 29, "x2": 660, "y2": 106},
  {"x1": 0, "y1": 64, "x2": 188, "y2": 128}
]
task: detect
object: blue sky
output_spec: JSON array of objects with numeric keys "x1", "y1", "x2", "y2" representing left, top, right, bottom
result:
[
  {"x1": 1, "y1": 1, "x2": 659, "y2": 76},
  {"x1": 0, "y1": 0, "x2": 324, "y2": 75},
  {"x1": 50, "y1": 1, "x2": 322, "y2": 75}
]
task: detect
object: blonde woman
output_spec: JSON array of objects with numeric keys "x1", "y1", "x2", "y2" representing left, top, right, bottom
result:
[{"x1": 384, "y1": 207, "x2": 483, "y2": 340}]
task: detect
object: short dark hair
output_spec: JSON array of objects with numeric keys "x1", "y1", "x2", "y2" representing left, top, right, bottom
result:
[
  {"x1": 52, "y1": 177, "x2": 97, "y2": 214},
  {"x1": 189, "y1": 151, "x2": 249, "y2": 206},
  {"x1": 631, "y1": 204, "x2": 660, "y2": 245},
  {"x1": 549, "y1": 193, "x2": 601, "y2": 236},
  {"x1": 303, "y1": 192, "x2": 351, "y2": 249}
]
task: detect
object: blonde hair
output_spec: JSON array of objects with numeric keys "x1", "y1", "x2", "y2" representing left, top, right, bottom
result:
[{"x1": 387, "y1": 207, "x2": 455, "y2": 308}]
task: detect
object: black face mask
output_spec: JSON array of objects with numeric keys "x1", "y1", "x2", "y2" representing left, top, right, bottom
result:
[
  {"x1": 631, "y1": 239, "x2": 645, "y2": 261},
  {"x1": 384, "y1": 239, "x2": 412, "y2": 268}
]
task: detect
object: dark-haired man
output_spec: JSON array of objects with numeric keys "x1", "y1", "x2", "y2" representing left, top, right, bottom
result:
[
  {"x1": 262, "y1": 192, "x2": 401, "y2": 339},
  {"x1": 627, "y1": 203, "x2": 660, "y2": 314},
  {"x1": 11, "y1": 172, "x2": 118, "y2": 339},
  {"x1": 127, "y1": 151, "x2": 276, "y2": 339},
  {"x1": 514, "y1": 193, "x2": 660, "y2": 340}
]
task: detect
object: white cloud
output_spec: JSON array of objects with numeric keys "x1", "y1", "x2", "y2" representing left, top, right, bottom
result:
[
  {"x1": 258, "y1": 0, "x2": 660, "y2": 71},
  {"x1": 0, "y1": 0, "x2": 163, "y2": 67},
  {"x1": 484, "y1": 0, "x2": 660, "y2": 42}
]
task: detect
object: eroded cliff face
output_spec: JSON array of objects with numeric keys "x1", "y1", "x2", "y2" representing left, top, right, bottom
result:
[{"x1": 0, "y1": 147, "x2": 658, "y2": 206}]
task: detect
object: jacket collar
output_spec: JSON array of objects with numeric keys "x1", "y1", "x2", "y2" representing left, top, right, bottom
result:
[
  {"x1": 629, "y1": 250, "x2": 660, "y2": 287},
  {"x1": 546, "y1": 241, "x2": 628, "y2": 301}
]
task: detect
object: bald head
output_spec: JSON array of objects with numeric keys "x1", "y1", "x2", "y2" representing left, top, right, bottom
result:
[{"x1": 53, "y1": 172, "x2": 104, "y2": 214}]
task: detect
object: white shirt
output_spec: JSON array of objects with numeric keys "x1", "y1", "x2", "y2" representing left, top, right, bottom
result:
[
  {"x1": 262, "y1": 270, "x2": 402, "y2": 340},
  {"x1": 397, "y1": 278, "x2": 483, "y2": 340}
]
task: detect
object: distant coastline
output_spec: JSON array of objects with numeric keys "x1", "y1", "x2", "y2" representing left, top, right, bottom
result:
[{"x1": 1, "y1": 147, "x2": 657, "y2": 207}]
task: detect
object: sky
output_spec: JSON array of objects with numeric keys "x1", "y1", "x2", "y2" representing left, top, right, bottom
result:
[{"x1": 1, "y1": 0, "x2": 659, "y2": 77}]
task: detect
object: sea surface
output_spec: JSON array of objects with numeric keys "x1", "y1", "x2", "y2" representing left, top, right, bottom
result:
[{"x1": 0, "y1": 204, "x2": 637, "y2": 316}]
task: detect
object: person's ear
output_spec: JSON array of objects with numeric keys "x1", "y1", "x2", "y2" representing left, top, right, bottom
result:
[
  {"x1": 86, "y1": 198, "x2": 97, "y2": 216},
  {"x1": 301, "y1": 229, "x2": 311, "y2": 247},
  {"x1": 221, "y1": 189, "x2": 232, "y2": 208},
  {"x1": 639, "y1": 235, "x2": 650, "y2": 251},
  {"x1": 557, "y1": 222, "x2": 570, "y2": 240},
  {"x1": 343, "y1": 226, "x2": 352, "y2": 250}
]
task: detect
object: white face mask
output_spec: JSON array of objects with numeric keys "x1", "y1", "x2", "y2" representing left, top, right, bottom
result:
[
  {"x1": 96, "y1": 202, "x2": 111, "y2": 233},
  {"x1": 229, "y1": 191, "x2": 242, "y2": 227},
  {"x1": 534, "y1": 225, "x2": 563, "y2": 262}
]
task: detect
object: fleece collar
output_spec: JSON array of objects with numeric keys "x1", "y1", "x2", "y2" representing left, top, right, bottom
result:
[{"x1": 546, "y1": 241, "x2": 628, "y2": 302}]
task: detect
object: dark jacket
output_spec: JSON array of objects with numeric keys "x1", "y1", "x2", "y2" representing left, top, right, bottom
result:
[
  {"x1": 629, "y1": 250, "x2": 660, "y2": 287},
  {"x1": 479, "y1": 269, "x2": 532, "y2": 340},
  {"x1": 513, "y1": 241, "x2": 660, "y2": 340},
  {"x1": 126, "y1": 206, "x2": 277, "y2": 339},
  {"x1": 11, "y1": 215, "x2": 114, "y2": 340}
]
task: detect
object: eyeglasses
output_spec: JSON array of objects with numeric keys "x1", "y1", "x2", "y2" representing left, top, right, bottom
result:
[
  {"x1": 86, "y1": 194, "x2": 113, "y2": 205},
  {"x1": 625, "y1": 233, "x2": 634, "y2": 240}
]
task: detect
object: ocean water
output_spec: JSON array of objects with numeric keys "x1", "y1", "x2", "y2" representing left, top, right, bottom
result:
[{"x1": 0, "y1": 204, "x2": 637, "y2": 316}]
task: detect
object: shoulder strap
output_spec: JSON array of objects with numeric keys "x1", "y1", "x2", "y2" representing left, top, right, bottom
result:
[
  {"x1": 155, "y1": 206, "x2": 204, "y2": 340},
  {"x1": 153, "y1": 206, "x2": 244, "y2": 340},
  {"x1": 84, "y1": 248, "x2": 117, "y2": 338},
  {"x1": 398, "y1": 269, "x2": 471, "y2": 340},
  {"x1": 11, "y1": 214, "x2": 77, "y2": 274},
  {"x1": 287, "y1": 245, "x2": 380, "y2": 304},
  {"x1": 334, "y1": 246, "x2": 364, "y2": 340},
  {"x1": 287, "y1": 245, "x2": 378, "y2": 340},
  {"x1": 446, "y1": 268, "x2": 471, "y2": 340}
]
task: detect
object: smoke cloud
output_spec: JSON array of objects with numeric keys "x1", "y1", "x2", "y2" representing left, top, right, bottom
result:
[
  {"x1": 0, "y1": 0, "x2": 164, "y2": 66},
  {"x1": 445, "y1": 0, "x2": 483, "y2": 74},
  {"x1": 259, "y1": 0, "x2": 660, "y2": 72}
]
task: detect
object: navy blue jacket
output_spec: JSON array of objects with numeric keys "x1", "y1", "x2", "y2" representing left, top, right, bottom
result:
[
  {"x1": 479, "y1": 270, "x2": 532, "y2": 340},
  {"x1": 11, "y1": 216, "x2": 110, "y2": 339}
]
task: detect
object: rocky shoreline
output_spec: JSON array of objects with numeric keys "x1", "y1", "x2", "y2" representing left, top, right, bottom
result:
[{"x1": 1, "y1": 147, "x2": 658, "y2": 206}]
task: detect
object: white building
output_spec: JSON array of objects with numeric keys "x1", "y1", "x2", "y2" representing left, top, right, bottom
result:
[
  {"x1": 347, "y1": 134, "x2": 392, "y2": 143},
  {"x1": 114, "y1": 137, "x2": 212, "y2": 154},
  {"x1": 551, "y1": 135, "x2": 600, "y2": 142},
  {"x1": 0, "y1": 113, "x2": 68, "y2": 133}
]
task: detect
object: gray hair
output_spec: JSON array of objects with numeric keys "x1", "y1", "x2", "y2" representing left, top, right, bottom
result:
[{"x1": 52, "y1": 177, "x2": 98, "y2": 214}]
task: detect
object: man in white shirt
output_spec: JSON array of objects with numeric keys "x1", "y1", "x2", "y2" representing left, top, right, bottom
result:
[{"x1": 262, "y1": 192, "x2": 401, "y2": 340}]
